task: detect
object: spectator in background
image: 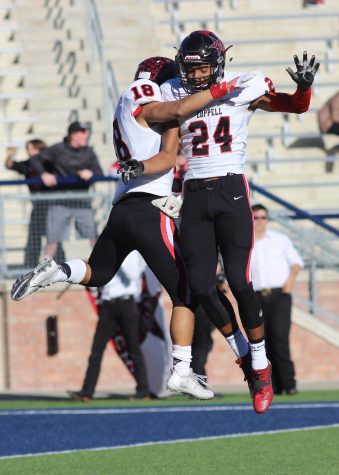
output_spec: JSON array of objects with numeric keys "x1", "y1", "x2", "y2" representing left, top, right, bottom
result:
[
  {"x1": 250, "y1": 204, "x2": 303, "y2": 395},
  {"x1": 318, "y1": 92, "x2": 339, "y2": 136},
  {"x1": 5, "y1": 140, "x2": 65, "y2": 267},
  {"x1": 29, "y1": 122, "x2": 103, "y2": 258},
  {"x1": 68, "y1": 251, "x2": 150, "y2": 402},
  {"x1": 318, "y1": 92, "x2": 339, "y2": 172}
]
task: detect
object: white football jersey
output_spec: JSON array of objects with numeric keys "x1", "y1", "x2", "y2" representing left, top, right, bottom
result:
[
  {"x1": 161, "y1": 71, "x2": 273, "y2": 180},
  {"x1": 112, "y1": 78, "x2": 173, "y2": 204}
]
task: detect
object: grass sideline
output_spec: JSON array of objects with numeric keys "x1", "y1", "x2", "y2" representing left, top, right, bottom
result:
[{"x1": 0, "y1": 389, "x2": 338, "y2": 410}]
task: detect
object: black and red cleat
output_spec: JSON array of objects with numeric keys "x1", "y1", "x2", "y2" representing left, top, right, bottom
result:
[
  {"x1": 252, "y1": 361, "x2": 273, "y2": 414},
  {"x1": 235, "y1": 351, "x2": 253, "y2": 397}
]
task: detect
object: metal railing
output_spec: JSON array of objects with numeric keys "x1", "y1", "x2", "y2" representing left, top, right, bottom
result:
[
  {"x1": 84, "y1": 0, "x2": 120, "y2": 139},
  {"x1": 85, "y1": 0, "x2": 104, "y2": 63},
  {"x1": 0, "y1": 176, "x2": 118, "y2": 279},
  {"x1": 250, "y1": 181, "x2": 339, "y2": 238}
]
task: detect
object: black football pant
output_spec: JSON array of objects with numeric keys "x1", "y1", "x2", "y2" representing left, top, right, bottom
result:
[
  {"x1": 257, "y1": 290, "x2": 296, "y2": 392},
  {"x1": 180, "y1": 174, "x2": 263, "y2": 332},
  {"x1": 82, "y1": 298, "x2": 149, "y2": 397},
  {"x1": 87, "y1": 194, "x2": 189, "y2": 308}
]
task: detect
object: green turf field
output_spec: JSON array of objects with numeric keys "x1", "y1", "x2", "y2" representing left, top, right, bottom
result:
[
  {"x1": 0, "y1": 390, "x2": 338, "y2": 475},
  {"x1": 1, "y1": 427, "x2": 338, "y2": 475}
]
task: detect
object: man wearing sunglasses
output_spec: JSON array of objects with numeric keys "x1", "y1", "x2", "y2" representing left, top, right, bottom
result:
[{"x1": 250, "y1": 204, "x2": 303, "y2": 395}]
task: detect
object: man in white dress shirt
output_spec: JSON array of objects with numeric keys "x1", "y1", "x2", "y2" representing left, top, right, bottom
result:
[
  {"x1": 68, "y1": 251, "x2": 149, "y2": 401},
  {"x1": 251, "y1": 204, "x2": 303, "y2": 395}
]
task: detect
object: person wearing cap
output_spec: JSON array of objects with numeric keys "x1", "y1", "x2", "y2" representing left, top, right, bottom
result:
[{"x1": 28, "y1": 121, "x2": 103, "y2": 258}]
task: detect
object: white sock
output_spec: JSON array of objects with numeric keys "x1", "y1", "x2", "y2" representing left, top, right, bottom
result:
[
  {"x1": 50, "y1": 259, "x2": 87, "y2": 285},
  {"x1": 66, "y1": 259, "x2": 87, "y2": 283},
  {"x1": 172, "y1": 344, "x2": 192, "y2": 377},
  {"x1": 249, "y1": 340, "x2": 268, "y2": 370},
  {"x1": 225, "y1": 329, "x2": 249, "y2": 359}
]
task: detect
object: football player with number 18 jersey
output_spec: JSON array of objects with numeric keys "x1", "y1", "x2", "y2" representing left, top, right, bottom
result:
[{"x1": 11, "y1": 56, "x2": 239, "y2": 401}]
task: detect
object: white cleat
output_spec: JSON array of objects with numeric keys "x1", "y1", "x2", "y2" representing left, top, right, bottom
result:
[
  {"x1": 166, "y1": 369, "x2": 214, "y2": 400},
  {"x1": 11, "y1": 258, "x2": 59, "y2": 301}
]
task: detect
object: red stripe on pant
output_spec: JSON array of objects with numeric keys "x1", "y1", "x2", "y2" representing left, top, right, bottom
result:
[
  {"x1": 160, "y1": 212, "x2": 189, "y2": 306},
  {"x1": 241, "y1": 174, "x2": 254, "y2": 284},
  {"x1": 160, "y1": 212, "x2": 175, "y2": 259}
]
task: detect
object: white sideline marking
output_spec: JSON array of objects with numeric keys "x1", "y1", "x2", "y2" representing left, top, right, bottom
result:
[
  {"x1": 0, "y1": 402, "x2": 338, "y2": 416},
  {"x1": 0, "y1": 423, "x2": 338, "y2": 460}
]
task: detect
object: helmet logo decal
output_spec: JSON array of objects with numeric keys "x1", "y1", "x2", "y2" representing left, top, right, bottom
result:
[{"x1": 209, "y1": 38, "x2": 225, "y2": 56}]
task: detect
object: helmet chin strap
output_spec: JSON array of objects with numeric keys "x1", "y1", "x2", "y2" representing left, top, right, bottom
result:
[{"x1": 225, "y1": 44, "x2": 234, "y2": 63}]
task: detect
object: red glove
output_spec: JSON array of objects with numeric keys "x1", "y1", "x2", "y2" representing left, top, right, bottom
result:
[
  {"x1": 209, "y1": 73, "x2": 256, "y2": 100},
  {"x1": 210, "y1": 79, "x2": 237, "y2": 99}
]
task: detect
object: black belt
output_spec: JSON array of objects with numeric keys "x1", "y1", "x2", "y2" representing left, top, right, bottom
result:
[
  {"x1": 116, "y1": 192, "x2": 161, "y2": 205},
  {"x1": 185, "y1": 174, "x2": 236, "y2": 191},
  {"x1": 104, "y1": 295, "x2": 134, "y2": 303},
  {"x1": 256, "y1": 288, "x2": 282, "y2": 297}
]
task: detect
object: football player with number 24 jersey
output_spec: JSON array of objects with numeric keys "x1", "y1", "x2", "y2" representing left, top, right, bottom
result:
[{"x1": 120, "y1": 31, "x2": 319, "y2": 414}]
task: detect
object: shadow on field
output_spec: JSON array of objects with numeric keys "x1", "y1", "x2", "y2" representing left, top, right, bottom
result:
[
  {"x1": 0, "y1": 393, "x2": 164, "y2": 402},
  {"x1": 0, "y1": 394, "x2": 71, "y2": 402}
]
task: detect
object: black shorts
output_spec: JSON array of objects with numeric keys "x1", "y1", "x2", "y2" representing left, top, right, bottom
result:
[
  {"x1": 180, "y1": 174, "x2": 254, "y2": 295},
  {"x1": 88, "y1": 193, "x2": 189, "y2": 308}
]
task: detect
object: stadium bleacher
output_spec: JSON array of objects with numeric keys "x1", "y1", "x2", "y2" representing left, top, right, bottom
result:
[{"x1": 0, "y1": 0, "x2": 338, "y2": 395}]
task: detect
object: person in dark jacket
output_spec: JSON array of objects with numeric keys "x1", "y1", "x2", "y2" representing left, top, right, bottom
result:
[
  {"x1": 5, "y1": 140, "x2": 65, "y2": 267},
  {"x1": 28, "y1": 122, "x2": 103, "y2": 258}
]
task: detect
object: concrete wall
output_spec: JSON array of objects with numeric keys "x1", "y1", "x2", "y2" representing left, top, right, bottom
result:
[{"x1": 2, "y1": 284, "x2": 339, "y2": 393}]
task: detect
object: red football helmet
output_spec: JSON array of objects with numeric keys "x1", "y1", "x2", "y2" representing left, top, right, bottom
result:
[{"x1": 134, "y1": 56, "x2": 177, "y2": 86}]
